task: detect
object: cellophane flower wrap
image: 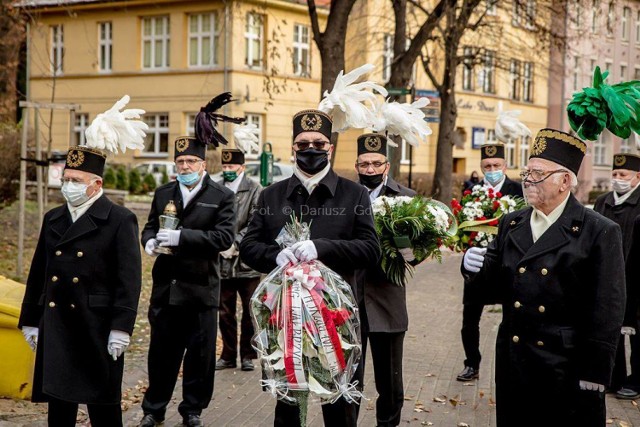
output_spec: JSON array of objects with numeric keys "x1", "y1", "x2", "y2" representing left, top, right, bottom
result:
[
  {"x1": 250, "y1": 216, "x2": 362, "y2": 423},
  {"x1": 372, "y1": 195, "x2": 458, "y2": 287},
  {"x1": 447, "y1": 185, "x2": 525, "y2": 252}
]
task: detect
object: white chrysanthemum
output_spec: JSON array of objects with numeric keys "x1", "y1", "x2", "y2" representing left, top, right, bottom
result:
[{"x1": 426, "y1": 204, "x2": 450, "y2": 233}]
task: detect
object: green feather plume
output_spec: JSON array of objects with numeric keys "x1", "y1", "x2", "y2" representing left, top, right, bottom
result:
[{"x1": 567, "y1": 66, "x2": 640, "y2": 140}]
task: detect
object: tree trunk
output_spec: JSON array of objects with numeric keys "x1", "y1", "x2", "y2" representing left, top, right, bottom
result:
[{"x1": 319, "y1": 40, "x2": 346, "y2": 163}]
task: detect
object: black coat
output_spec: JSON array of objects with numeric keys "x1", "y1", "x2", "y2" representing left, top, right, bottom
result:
[
  {"x1": 464, "y1": 194, "x2": 625, "y2": 425},
  {"x1": 215, "y1": 175, "x2": 262, "y2": 279},
  {"x1": 239, "y1": 169, "x2": 380, "y2": 296},
  {"x1": 358, "y1": 176, "x2": 416, "y2": 333},
  {"x1": 141, "y1": 174, "x2": 235, "y2": 308},
  {"x1": 18, "y1": 195, "x2": 142, "y2": 404},
  {"x1": 479, "y1": 176, "x2": 523, "y2": 198},
  {"x1": 595, "y1": 188, "x2": 640, "y2": 326}
]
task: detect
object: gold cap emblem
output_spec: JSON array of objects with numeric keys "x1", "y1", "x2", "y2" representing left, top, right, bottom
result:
[
  {"x1": 300, "y1": 114, "x2": 322, "y2": 131},
  {"x1": 484, "y1": 146, "x2": 497, "y2": 157},
  {"x1": 364, "y1": 136, "x2": 382, "y2": 152},
  {"x1": 221, "y1": 151, "x2": 232, "y2": 162},
  {"x1": 614, "y1": 155, "x2": 626, "y2": 167},
  {"x1": 66, "y1": 150, "x2": 85, "y2": 167},
  {"x1": 176, "y1": 138, "x2": 190, "y2": 152},
  {"x1": 531, "y1": 137, "x2": 547, "y2": 156}
]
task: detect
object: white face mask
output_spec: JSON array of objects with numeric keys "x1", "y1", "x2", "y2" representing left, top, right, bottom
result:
[
  {"x1": 612, "y1": 178, "x2": 632, "y2": 195},
  {"x1": 61, "y1": 181, "x2": 92, "y2": 207}
]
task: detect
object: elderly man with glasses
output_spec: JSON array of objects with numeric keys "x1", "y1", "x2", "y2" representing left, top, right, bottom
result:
[
  {"x1": 240, "y1": 109, "x2": 380, "y2": 427},
  {"x1": 138, "y1": 136, "x2": 235, "y2": 427},
  {"x1": 461, "y1": 128, "x2": 625, "y2": 426},
  {"x1": 353, "y1": 133, "x2": 416, "y2": 427}
]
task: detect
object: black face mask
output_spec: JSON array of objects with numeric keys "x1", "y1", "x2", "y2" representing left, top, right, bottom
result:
[
  {"x1": 359, "y1": 173, "x2": 384, "y2": 190},
  {"x1": 296, "y1": 149, "x2": 329, "y2": 175}
]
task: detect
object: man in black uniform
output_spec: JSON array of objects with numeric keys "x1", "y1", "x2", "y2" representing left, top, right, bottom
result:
[
  {"x1": 215, "y1": 148, "x2": 262, "y2": 372},
  {"x1": 594, "y1": 153, "x2": 640, "y2": 399},
  {"x1": 457, "y1": 143, "x2": 523, "y2": 382},
  {"x1": 354, "y1": 133, "x2": 415, "y2": 427},
  {"x1": 240, "y1": 109, "x2": 380, "y2": 427},
  {"x1": 19, "y1": 145, "x2": 142, "y2": 427},
  {"x1": 138, "y1": 136, "x2": 235, "y2": 427},
  {"x1": 462, "y1": 128, "x2": 625, "y2": 426}
]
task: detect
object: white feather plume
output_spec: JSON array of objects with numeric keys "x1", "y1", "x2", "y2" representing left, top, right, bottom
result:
[
  {"x1": 84, "y1": 95, "x2": 148, "y2": 155},
  {"x1": 495, "y1": 102, "x2": 531, "y2": 142},
  {"x1": 371, "y1": 97, "x2": 432, "y2": 147},
  {"x1": 233, "y1": 123, "x2": 260, "y2": 154},
  {"x1": 318, "y1": 64, "x2": 388, "y2": 133}
]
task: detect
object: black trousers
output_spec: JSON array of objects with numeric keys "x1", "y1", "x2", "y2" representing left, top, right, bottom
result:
[
  {"x1": 219, "y1": 277, "x2": 260, "y2": 361},
  {"x1": 460, "y1": 303, "x2": 483, "y2": 369},
  {"x1": 47, "y1": 396, "x2": 122, "y2": 427},
  {"x1": 141, "y1": 305, "x2": 217, "y2": 420}
]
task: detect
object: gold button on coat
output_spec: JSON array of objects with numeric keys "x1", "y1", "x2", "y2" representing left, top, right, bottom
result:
[
  {"x1": 51, "y1": 276, "x2": 58, "y2": 282},
  {"x1": 70, "y1": 304, "x2": 75, "y2": 309},
  {"x1": 72, "y1": 277, "x2": 79, "y2": 284},
  {"x1": 514, "y1": 301, "x2": 521, "y2": 308},
  {"x1": 541, "y1": 268, "x2": 548, "y2": 275},
  {"x1": 55, "y1": 250, "x2": 62, "y2": 256},
  {"x1": 77, "y1": 251, "x2": 83, "y2": 257},
  {"x1": 537, "y1": 341, "x2": 544, "y2": 346},
  {"x1": 512, "y1": 336, "x2": 520, "y2": 343},
  {"x1": 518, "y1": 267, "x2": 526, "y2": 274},
  {"x1": 538, "y1": 306, "x2": 545, "y2": 313},
  {"x1": 49, "y1": 302, "x2": 56, "y2": 308}
]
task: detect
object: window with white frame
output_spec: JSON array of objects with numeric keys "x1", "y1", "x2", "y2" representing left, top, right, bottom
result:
[
  {"x1": 99, "y1": 22, "x2": 112, "y2": 72},
  {"x1": 245, "y1": 13, "x2": 264, "y2": 69},
  {"x1": 185, "y1": 113, "x2": 196, "y2": 135},
  {"x1": 401, "y1": 139, "x2": 410, "y2": 165},
  {"x1": 480, "y1": 50, "x2": 495, "y2": 94},
  {"x1": 505, "y1": 138, "x2": 516, "y2": 168},
  {"x1": 593, "y1": 131, "x2": 609, "y2": 165},
  {"x1": 573, "y1": 56, "x2": 580, "y2": 91},
  {"x1": 51, "y1": 25, "x2": 64, "y2": 75},
  {"x1": 142, "y1": 114, "x2": 169, "y2": 155},
  {"x1": 525, "y1": 0, "x2": 536, "y2": 29},
  {"x1": 592, "y1": 0, "x2": 599, "y2": 33},
  {"x1": 486, "y1": 128, "x2": 496, "y2": 143},
  {"x1": 523, "y1": 62, "x2": 534, "y2": 102},
  {"x1": 486, "y1": 0, "x2": 497, "y2": 15},
  {"x1": 623, "y1": 7, "x2": 631, "y2": 40},
  {"x1": 519, "y1": 136, "x2": 531, "y2": 168},
  {"x1": 189, "y1": 13, "x2": 218, "y2": 68},
  {"x1": 512, "y1": 1, "x2": 522, "y2": 26},
  {"x1": 621, "y1": 64, "x2": 627, "y2": 82},
  {"x1": 142, "y1": 16, "x2": 170, "y2": 69},
  {"x1": 605, "y1": 60, "x2": 612, "y2": 72},
  {"x1": 607, "y1": 2, "x2": 614, "y2": 37},
  {"x1": 621, "y1": 137, "x2": 632, "y2": 154},
  {"x1": 244, "y1": 113, "x2": 262, "y2": 158},
  {"x1": 462, "y1": 46, "x2": 473, "y2": 91},
  {"x1": 510, "y1": 59, "x2": 520, "y2": 100},
  {"x1": 382, "y1": 33, "x2": 394, "y2": 82},
  {"x1": 293, "y1": 24, "x2": 310, "y2": 77},
  {"x1": 73, "y1": 114, "x2": 89, "y2": 146}
]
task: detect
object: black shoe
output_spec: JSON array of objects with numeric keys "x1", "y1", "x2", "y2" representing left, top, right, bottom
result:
[
  {"x1": 138, "y1": 413, "x2": 163, "y2": 427},
  {"x1": 456, "y1": 366, "x2": 479, "y2": 382},
  {"x1": 215, "y1": 358, "x2": 236, "y2": 370},
  {"x1": 616, "y1": 388, "x2": 640, "y2": 400},
  {"x1": 183, "y1": 414, "x2": 204, "y2": 427},
  {"x1": 241, "y1": 359, "x2": 255, "y2": 371}
]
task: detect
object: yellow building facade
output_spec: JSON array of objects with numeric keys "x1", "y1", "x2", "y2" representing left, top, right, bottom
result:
[{"x1": 22, "y1": 0, "x2": 549, "y2": 181}]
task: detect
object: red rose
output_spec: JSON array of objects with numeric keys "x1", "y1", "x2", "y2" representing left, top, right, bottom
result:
[
  {"x1": 492, "y1": 201, "x2": 501, "y2": 210},
  {"x1": 496, "y1": 192, "x2": 503, "y2": 198},
  {"x1": 463, "y1": 190, "x2": 472, "y2": 196},
  {"x1": 489, "y1": 219, "x2": 499, "y2": 226}
]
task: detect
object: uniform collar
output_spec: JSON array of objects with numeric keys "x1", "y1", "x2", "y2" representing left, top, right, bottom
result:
[{"x1": 286, "y1": 168, "x2": 338, "y2": 198}]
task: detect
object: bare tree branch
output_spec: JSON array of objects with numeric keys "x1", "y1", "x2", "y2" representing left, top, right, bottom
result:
[{"x1": 306, "y1": 0, "x2": 324, "y2": 51}]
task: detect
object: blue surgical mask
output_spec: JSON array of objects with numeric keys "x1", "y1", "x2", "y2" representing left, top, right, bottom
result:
[
  {"x1": 61, "y1": 181, "x2": 91, "y2": 207},
  {"x1": 177, "y1": 171, "x2": 202, "y2": 187},
  {"x1": 484, "y1": 170, "x2": 504, "y2": 185}
]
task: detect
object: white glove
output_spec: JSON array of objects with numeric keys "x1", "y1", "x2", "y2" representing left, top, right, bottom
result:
[
  {"x1": 579, "y1": 380, "x2": 605, "y2": 392},
  {"x1": 622, "y1": 326, "x2": 637, "y2": 335},
  {"x1": 276, "y1": 248, "x2": 298, "y2": 267},
  {"x1": 463, "y1": 247, "x2": 487, "y2": 273},
  {"x1": 157, "y1": 229, "x2": 181, "y2": 247},
  {"x1": 22, "y1": 326, "x2": 38, "y2": 351},
  {"x1": 291, "y1": 241, "x2": 318, "y2": 262},
  {"x1": 399, "y1": 247, "x2": 415, "y2": 262},
  {"x1": 220, "y1": 245, "x2": 238, "y2": 259},
  {"x1": 107, "y1": 330, "x2": 130, "y2": 361},
  {"x1": 144, "y1": 238, "x2": 159, "y2": 256}
]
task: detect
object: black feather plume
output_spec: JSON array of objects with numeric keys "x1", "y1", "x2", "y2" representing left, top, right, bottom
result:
[{"x1": 194, "y1": 92, "x2": 245, "y2": 146}]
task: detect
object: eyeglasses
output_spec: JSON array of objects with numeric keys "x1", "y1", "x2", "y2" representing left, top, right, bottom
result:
[
  {"x1": 175, "y1": 158, "x2": 202, "y2": 167},
  {"x1": 356, "y1": 161, "x2": 388, "y2": 170},
  {"x1": 519, "y1": 169, "x2": 568, "y2": 184},
  {"x1": 294, "y1": 140, "x2": 329, "y2": 151}
]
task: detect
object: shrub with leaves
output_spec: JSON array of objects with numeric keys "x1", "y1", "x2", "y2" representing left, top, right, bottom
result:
[
  {"x1": 115, "y1": 167, "x2": 129, "y2": 191},
  {"x1": 141, "y1": 173, "x2": 156, "y2": 193},
  {"x1": 128, "y1": 168, "x2": 142, "y2": 194},
  {"x1": 102, "y1": 167, "x2": 117, "y2": 189}
]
